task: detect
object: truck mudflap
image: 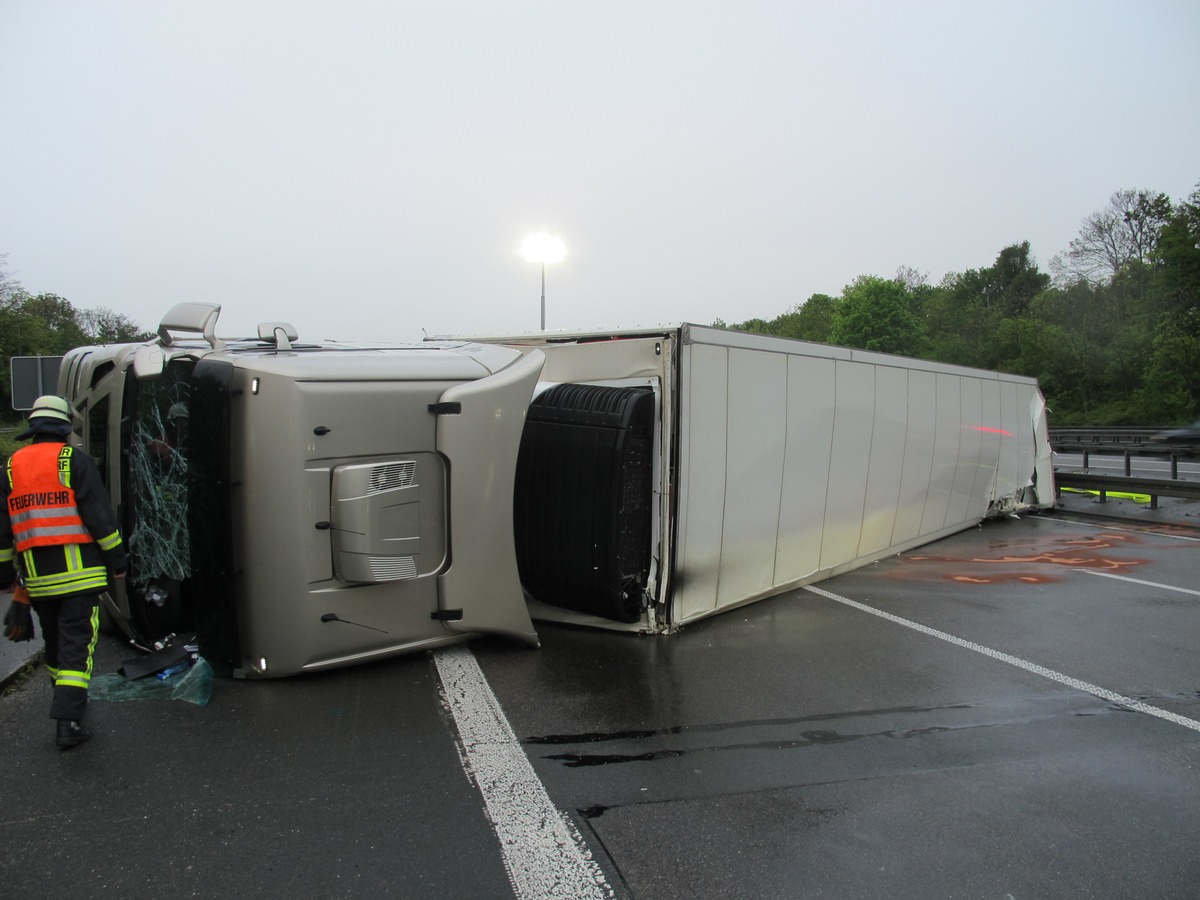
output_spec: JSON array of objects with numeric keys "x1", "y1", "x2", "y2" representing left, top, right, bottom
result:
[{"x1": 433, "y1": 348, "x2": 545, "y2": 645}]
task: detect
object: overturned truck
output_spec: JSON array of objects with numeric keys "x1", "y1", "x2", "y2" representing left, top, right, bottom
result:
[{"x1": 57, "y1": 303, "x2": 1054, "y2": 677}]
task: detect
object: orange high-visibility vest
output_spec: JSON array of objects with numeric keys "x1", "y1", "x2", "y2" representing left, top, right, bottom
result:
[{"x1": 5, "y1": 443, "x2": 92, "y2": 552}]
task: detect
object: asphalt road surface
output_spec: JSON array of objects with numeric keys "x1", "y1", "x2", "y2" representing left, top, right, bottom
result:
[
  {"x1": 1054, "y1": 451, "x2": 1200, "y2": 480},
  {"x1": 2, "y1": 510, "x2": 1199, "y2": 899}
]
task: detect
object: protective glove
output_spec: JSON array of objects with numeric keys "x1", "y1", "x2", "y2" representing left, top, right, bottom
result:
[{"x1": 4, "y1": 588, "x2": 34, "y2": 642}]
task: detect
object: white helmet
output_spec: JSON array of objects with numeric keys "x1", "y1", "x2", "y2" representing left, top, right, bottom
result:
[{"x1": 28, "y1": 395, "x2": 71, "y2": 423}]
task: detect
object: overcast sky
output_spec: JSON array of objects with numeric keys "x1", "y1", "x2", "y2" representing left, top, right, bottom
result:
[{"x1": 2, "y1": 1, "x2": 1198, "y2": 343}]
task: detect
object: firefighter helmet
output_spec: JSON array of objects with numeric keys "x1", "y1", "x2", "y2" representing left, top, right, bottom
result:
[{"x1": 28, "y1": 395, "x2": 71, "y2": 423}]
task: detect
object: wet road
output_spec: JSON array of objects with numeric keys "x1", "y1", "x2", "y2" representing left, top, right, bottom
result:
[
  {"x1": 2, "y1": 511, "x2": 1199, "y2": 898},
  {"x1": 1055, "y1": 450, "x2": 1200, "y2": 479}
]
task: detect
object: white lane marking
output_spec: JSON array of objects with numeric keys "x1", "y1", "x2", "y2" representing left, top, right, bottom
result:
[
  {"x1": 803, "y1": 585, "x2": 1200, "y2": 734},
  {"x1": 1078, "y1": 569, "x2": 1200, "y2": 597},
  {"x1": 433, "y1": 646, "x2": 613, "y2": 900},
  {"x1": 1042, "y1": 515, "x2": 1200, "y2": 543}
]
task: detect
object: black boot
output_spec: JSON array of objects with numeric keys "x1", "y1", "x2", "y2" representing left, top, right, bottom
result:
[{"x1": 56, "y1": 719, "x2": 91, "y2": 750}]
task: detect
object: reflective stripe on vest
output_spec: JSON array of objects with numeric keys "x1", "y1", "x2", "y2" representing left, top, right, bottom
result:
[{"x1": 6, "y1": 443, "x2": 92, "y2": 552}]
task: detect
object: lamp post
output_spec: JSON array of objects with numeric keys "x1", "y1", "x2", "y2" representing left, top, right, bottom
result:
[{"x1": 520, "y1": 232, "x2": 566, "y2": 331}]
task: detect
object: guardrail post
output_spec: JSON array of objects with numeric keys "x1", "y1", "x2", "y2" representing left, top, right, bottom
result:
[
  {"x1": 1171, "y1": 453, "x2": 1179, "y2": 479},
  {"x1": 1123, "y1": 450, "x2": 1132, "y2": 476},
  {"x1": 1082, "y1": 449, "x2": 1090, "y2": 469},
  {"x1": 1053, "y1": 470, "x2": 1199, "y2": 505}
]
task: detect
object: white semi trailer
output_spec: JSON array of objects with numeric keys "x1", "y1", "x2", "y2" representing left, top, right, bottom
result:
[
  {"x1": 473, "y1": 324, "x2": 1055, "y2": 633},
  {"x1": 55, "y1": 304, "x2": 1054, "y2": 677}
]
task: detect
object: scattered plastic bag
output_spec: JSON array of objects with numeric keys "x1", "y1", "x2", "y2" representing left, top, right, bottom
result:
[
  {"x1": 90, "y1": 656, "x2": 213, "y2": 706},
  {"x1": 118, "y1": 640, "x2": 193, "y2": 680}
]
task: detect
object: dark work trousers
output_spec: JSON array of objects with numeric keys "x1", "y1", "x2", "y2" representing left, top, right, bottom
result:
[{"x1": 31, "y1": 593, "x2": 101, "y2": 721}]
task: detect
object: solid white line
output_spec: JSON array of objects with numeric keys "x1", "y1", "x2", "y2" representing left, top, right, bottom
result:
[
  {"x1": 803, "y1": 585, "x2": 1200, "y2": 734},
  {"x1": 433, "y1": 646, "x2": 613, "y2": 900},
  {"x1": 1078, "y1": 569, "x2": 1200, "y2": 597},
  {"x1": 1040, "y1": 515, "x2": 1200, "y2": 543}
]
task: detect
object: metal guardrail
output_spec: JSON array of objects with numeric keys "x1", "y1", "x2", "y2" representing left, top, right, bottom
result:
[
  {"x1": 1051, "y1": 427, "x2": 1198, "y2": 509},
  {"x1": 1056, "y1": 448, "x2": 1194, "y2": 478},
  {"x1": 1048, "y1": 426, "x2": 1165, "y2": 443},
  {"x1": 1050, "y1": 425, "x2": 1197, "y2": 447},
  {"x1": 1054, "y1": 471, "x2": 1200, "y2": 509},
  {"x1": 1049, "y1": 428, "x2": 1198, "y2": 467}
]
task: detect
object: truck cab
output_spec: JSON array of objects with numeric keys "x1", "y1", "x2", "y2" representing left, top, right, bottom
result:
[{"x1": 60, "y1": 303, "x2": 543, "y2": 676}]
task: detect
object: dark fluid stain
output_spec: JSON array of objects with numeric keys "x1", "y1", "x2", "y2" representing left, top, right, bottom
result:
[
  {"x1": 524, "y1": 703, "x2": 974, "y2": 746},
  {"x1": 527, "y1": 728, "x2": 663, "y2": 746},
  {"x1": 579, "y1": 805, "x2": 609, "y2": 819},
  {"x1": 543, "y1": 725, "x2": 954, "y2": 767},
  {"x1": 547, "y1": 749, "x2": 684, "y2": 767}
]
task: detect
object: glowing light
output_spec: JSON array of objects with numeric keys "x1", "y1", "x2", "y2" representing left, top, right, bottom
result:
[
  {"x1": 520, "y1": 232, "x2": 566, "y2": 265},
  {"x1": 520, "y1": 232, "x2": 567, "y2": 330}
]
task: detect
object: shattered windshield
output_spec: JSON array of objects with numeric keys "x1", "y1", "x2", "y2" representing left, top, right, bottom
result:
[
  {"x1": 116, "y1": 355, "x2": 237, "y2": 671},
  {"x1": 127, "y1": 360, "x2": 193, "y2": 590}
]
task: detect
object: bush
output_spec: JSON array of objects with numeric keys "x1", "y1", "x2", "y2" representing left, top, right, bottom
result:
[{"x1": 0, "y1": 429, "x2": 22, "y2": 459}]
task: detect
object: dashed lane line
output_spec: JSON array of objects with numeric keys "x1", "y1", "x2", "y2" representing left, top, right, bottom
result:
[
  {"x1": 803, "y1": 585, "x2": 1200, "y2": 734},
  {"x1": 1078, "y1": 569, "x2": 1200, "y2": 597}
]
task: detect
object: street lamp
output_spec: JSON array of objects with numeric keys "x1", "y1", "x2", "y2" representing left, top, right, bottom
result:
[{"x1": 520, "y1": 232, "x2": 566, "y2": 331}]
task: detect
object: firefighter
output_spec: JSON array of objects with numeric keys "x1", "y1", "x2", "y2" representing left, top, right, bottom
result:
[{"x1": 1, "y1": 395, "x2": 128, "y2": 749}]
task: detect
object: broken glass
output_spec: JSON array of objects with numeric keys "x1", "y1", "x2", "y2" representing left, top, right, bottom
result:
[{"x1": 126, "y1": 364, "x2": 193, "y2": 590}]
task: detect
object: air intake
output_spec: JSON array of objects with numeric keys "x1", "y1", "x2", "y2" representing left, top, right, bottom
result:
[
  {"x1": 331, "y1": 459, "x2": 423, "y2": 583},
  {"x1": 370, "y1": 461, "x2": 416, "y2": 493},
  {"x1": 369, "y1": 555, "x2": 418, "y2": 581}
]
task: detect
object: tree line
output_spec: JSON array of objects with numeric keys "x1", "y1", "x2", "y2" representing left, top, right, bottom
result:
[
  {"x1": 4, "y1": 182, "x2": 1198, "y2": 428},
  {"x1": 1, "y1": 255, "x2": 150, "y2": 426},
  {"x1": 721, "y1": 183, "x2": 1200, "y2": 426}
]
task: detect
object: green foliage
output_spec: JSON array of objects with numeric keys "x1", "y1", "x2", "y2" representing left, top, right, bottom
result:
[
  {"x1": 785, "y1": 294, "x2": 837, "y2": 342},
  {"x1": 0, "y1": 431, "x2": 21, "y2": 459},
  {"x1": 1151, "y1": 187, "x2": 1200, "y2": 316},
  {"x1": 983, "y1": 242, "x2": 1051, "y2": 317},
  {"x1": 831, "y1": 276, "x2": 926, "y2": 356},
  {"x1": 723, "y1": 181, "x2": 1200, "y2": 424},
  {"x1": 1052, "y1": 189, "x2": 1172, "y2": 285},
  {"x1": 728, "y1": 293, "x2": 837, "y2": 344},
  {"x1": 0, "y1": 260, "x2": 151, "y2": 426}
]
